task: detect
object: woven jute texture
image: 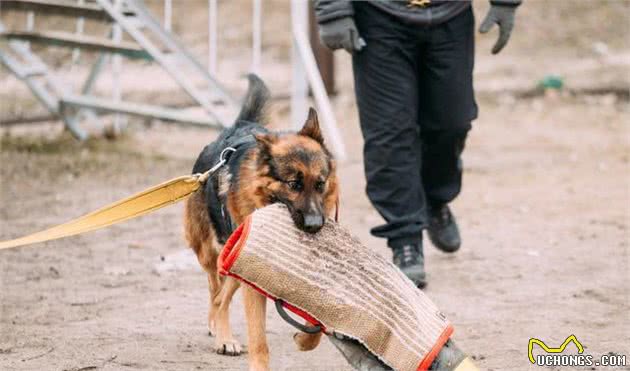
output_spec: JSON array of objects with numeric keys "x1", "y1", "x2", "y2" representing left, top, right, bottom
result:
[{"x1": 220, "y1": 204, "x2": 452, "y2": 371}]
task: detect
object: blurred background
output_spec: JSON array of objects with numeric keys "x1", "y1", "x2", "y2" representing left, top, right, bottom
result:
[{"x1": 1, "y1": 1, "x2": 628, "y2": 370}]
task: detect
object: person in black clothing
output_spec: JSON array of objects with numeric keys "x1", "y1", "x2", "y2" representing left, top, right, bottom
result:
[{"x1": 314, "y1": 0, "x2": 521, "y2": 288}]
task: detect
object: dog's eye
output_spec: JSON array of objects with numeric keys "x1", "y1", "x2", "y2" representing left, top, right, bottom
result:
[
  {"x1": 287, "y1": 180, "x2": 302, "y2": 191},
  {"x1": 315, "y1": 181, "x2": 325, "y2": 192}
]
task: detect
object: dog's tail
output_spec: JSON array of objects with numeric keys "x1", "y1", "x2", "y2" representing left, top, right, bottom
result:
[{"x1": 236, "y1": 74, "x2": 270, "y2": 125}]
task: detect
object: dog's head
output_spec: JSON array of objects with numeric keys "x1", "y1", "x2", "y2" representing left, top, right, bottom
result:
[{"x1": 255, "y1": 108, "x2": 338, "y2": 234}]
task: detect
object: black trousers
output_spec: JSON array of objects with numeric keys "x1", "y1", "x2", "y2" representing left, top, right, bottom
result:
[{"x1": 352, "y1": 3, "x2": 477, "y2": 248}]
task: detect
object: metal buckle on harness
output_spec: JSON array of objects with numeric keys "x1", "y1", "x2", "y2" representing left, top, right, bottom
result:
[
  {"x1": 194, "y1": 147, "x2": 236, "y2": 184},
  {"x1": 408, "y1": 0, "x2": 431, "y2": 8},
  {"x1": 219, "y1": 146, "x2": 237, "y2": 164}
]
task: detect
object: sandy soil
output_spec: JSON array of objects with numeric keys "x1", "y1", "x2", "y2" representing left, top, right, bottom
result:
[
  {"x1": 1, "y1": 94, "x2": 629, "y2": 371},
  {"x1": 1, "y1": 1, "x2": 629, "y2": 371}
]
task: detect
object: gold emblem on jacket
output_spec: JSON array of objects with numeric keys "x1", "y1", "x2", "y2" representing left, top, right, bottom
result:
[{"x1": 408, "y1": 0, "x2": 431, "y2": 8}]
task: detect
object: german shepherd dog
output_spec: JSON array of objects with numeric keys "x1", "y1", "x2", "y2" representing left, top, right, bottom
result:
[{"x1": 184, "y1": 74, "x2": 338, "y2": 370}]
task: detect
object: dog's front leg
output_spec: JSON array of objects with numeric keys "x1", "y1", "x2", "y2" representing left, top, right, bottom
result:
[{"x1": 243, "y1": 286, "x2": 269, "y2": 371}]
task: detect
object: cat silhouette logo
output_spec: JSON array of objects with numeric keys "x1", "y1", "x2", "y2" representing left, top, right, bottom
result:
[{"x1": 528, "y1": 335, "x2": 584, "y2": 364}]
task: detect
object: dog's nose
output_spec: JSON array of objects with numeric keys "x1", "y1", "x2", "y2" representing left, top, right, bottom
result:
[{"x1": 302, "y1": 214, "x2": 324, "y2": 233}]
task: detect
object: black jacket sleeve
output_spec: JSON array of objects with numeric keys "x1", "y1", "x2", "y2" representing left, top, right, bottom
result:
[{"x1": 313, "y1": 0, "x2": 354, "y2": 24}]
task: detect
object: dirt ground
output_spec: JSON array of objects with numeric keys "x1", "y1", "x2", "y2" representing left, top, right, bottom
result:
[{"x1": 1, "y1": 1, "x2": 629, "y2": 371}]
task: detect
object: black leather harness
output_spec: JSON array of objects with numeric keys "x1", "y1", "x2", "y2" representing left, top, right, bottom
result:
[{"x1": 206, "y1": 126, "x2": 265, "y2": 244}]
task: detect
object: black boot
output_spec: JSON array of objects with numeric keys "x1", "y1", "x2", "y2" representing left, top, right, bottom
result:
[
  {"x1": 392, "y1": 242, "x2": 427, "y2": 288},
  {"x1": 428, "y1": 204, "x2": 461, "y2": 253}
]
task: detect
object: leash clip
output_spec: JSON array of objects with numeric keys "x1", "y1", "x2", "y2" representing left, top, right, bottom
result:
[
  {"x1": 195, "y1": 147, "x2": 237, "y2": 184},
  {"x1": 219, "y1": 147, "x2": 237, "y2": 163}
]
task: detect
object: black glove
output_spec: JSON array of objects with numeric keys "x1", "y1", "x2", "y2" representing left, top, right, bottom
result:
[
  {"x1": 479, "y1": 3, "x2": 518, "y2": 54},
  {"x1": 318, "y1": 17, "x2": 366, "y2": 54}
]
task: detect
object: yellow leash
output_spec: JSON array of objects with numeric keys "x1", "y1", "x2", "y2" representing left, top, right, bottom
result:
[
  {"x1": 0, "y1": 147, "x2": 236, "y2": 251},
  {"x1": 0, "y1": 173, "x2": 203, "y2": 250},
  {"x1": 454, "y1": 358, "x2": 480, "y2": 371}
]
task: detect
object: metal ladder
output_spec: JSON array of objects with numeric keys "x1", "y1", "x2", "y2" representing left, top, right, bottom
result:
[
  {"x1": 0, "y1": 21, "x2": 90, "y2": 138},
  {"x1": 0, "y1": 0, "x2": 238, "y2": 139}
]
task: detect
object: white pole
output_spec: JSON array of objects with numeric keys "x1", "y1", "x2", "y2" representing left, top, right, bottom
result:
[
  {"x1": 26, "y1": 11, "x2": 34, "y2": 30},
  {"x1": 251, "y1": 0, "x2": 262, "y2": 74},
  {"x1": 164, "y1": 0, "x2": 172, "y2": 32},
  {"x1": 290, "y1": 0, "x2": 308, "y2": 131},
  {"x1": 112, "y1": 0, "x2": 124, "y2": 132},
  {"x1": 72, "y1": 0, "x2": 85, "y2": 65},
  {"x1": 292, "y1": 26, "x2": 347, "y2": 161},
  {"x1": 208, "y1": 0, "x2": 217, "y2": 75},
  {"x1": 25, "y1": 11, "x2": 34, "y2": 50}
]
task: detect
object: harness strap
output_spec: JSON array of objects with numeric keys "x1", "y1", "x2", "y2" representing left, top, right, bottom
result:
[
  {"x1": 212, "y1": 132, "x2": 261, "y2": 243},
  {"x1": 226, "y1": 134, "x2": 258, "y2": 152}
]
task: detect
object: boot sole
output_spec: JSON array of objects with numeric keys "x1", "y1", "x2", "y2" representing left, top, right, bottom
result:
[{"x1": 428, "y1": 231, "x2": 460, "y2": 253}]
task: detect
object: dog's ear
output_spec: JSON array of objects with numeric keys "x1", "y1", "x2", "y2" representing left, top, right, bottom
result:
[
  {"x1": 254, "y1": 133, "x2": 277, "y2": 153},
  {"x1": 299, "y1": 108, "x2": 324, "y2": 144}
]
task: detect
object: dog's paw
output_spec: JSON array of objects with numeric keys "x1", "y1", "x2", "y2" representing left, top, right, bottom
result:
[
  {"x1": 208, "y1": 322, "x2": 216, "y2": 337},
  {"x1": 215, "y1": 339, "x2": 242, "y2": 356},
  {"x1": 293, "y1": 332, "x2": 321, "y2": 351},
  {"x1": 249, "y1": 363, "x2": 270, "y2": 371}
]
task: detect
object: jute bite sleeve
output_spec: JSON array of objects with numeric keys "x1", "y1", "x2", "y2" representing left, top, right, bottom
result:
[{"x1": 219, "y1": 204, "x2": 453, "y2": 371}]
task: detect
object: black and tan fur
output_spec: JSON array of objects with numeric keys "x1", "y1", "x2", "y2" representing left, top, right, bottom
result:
[{"x1": 184, "y1": 75, "x2": 338, "y2": 371}]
